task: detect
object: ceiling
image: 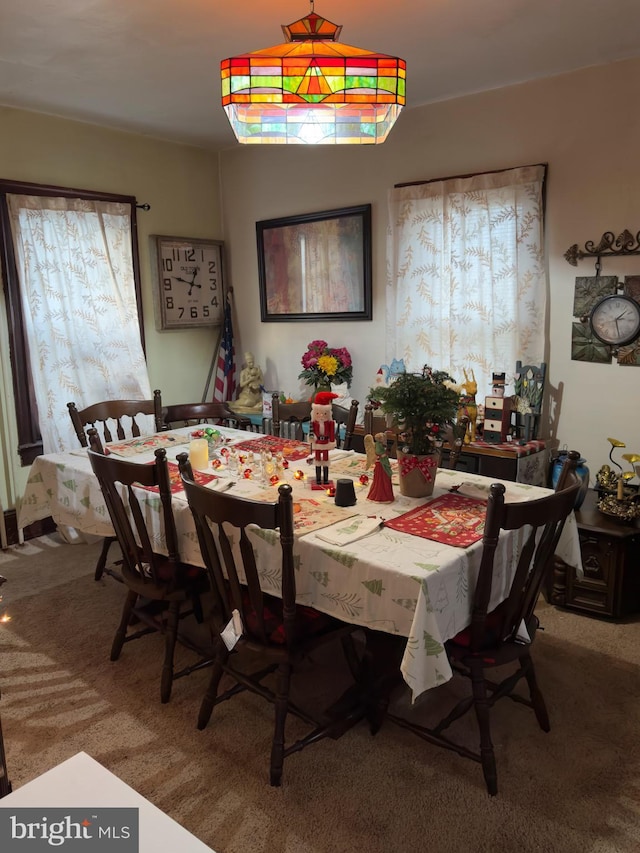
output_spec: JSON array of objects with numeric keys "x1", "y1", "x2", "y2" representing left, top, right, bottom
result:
[{"x1": 2, "y1": 0, "x2": 640, "y2": 152}]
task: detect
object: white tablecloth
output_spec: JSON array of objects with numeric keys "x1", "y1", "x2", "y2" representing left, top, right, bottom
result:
[{"x1": 19, "y1": 428, "x2": 582, "y2": 700}]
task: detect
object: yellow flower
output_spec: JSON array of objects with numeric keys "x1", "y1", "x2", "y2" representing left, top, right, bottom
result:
[
  {"x1": 607, "y1": 437, "x2": 626, "y2": 447},
  {"x1": 622, "y1": 453, "x2": 640, "y2": 464},
  {"x1": 317, "y1": 354, "x2": 339, "y2": 377}
]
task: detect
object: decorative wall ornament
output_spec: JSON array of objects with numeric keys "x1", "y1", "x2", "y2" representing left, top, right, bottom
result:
[{"x1": 566, "y1": 230, "x2": 640, "y2": 366}]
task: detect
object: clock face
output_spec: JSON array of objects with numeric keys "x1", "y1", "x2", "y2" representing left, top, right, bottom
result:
[
  {"x1": 153, "y1": 236, "x2": 224, "y2": 330},
  {"x1": 589, "y1": 294, "x2": 640, "y2": 347}
]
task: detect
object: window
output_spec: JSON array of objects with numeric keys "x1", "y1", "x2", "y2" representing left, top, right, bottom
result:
[
  {"x1": 0, "y1": 180, "x2": 147, "y2": 463},
  {"x1": 386, "y1": 164, "x2": 547, "y2": 393}
]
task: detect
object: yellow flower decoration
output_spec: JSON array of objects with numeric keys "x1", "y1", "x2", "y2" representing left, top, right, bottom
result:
[
  {"x1": 317, "y1": 354, "x2": 339, "y2": 377},
  {"x1": 607, "y1": 437, "x2": 626, "y2": 447},
  {"x1": 622, "y1": 453, "x2": 640, "y2": 464}
]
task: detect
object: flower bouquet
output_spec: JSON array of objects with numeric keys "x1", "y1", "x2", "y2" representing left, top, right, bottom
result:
[{"x1": 299, "y1": 340, "x2": 353, "y2": 391}]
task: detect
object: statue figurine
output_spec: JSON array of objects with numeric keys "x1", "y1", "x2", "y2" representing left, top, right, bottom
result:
[
  {"x1": 364, "y1": 432, "x2": 394, "y2": 502},
  {"x1": 232, "y1": 352, "x2": 264, "y2": 412},
  {"x1": 309, "y1": 391, "x2": 338, "y2": 485},
  {"x1": 457, "y1": 368, "x2": 478, "y2": 444}
]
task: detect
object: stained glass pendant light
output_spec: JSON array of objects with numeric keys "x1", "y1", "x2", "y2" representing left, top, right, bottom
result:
[{"x1": 221, "y1": 2, "x2": 406, "y2": 145}]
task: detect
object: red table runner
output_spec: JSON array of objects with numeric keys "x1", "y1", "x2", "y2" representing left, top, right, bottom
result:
[
  {"x1": 384, "y1": 492, "x2": 487, "y2": 547},
  {"x1": 139, "y1": 461, "x2": 218, "y2": 494}
]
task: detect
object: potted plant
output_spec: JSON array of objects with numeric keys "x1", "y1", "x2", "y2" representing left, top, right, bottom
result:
[{"x1": 369, "y1": 366, "x2": 460, "y2": 497}]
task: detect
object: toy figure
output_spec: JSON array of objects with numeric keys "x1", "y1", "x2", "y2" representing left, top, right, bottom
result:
[
  {"x1": 456, "y1": 368, "x2": 478, "y2": 443},
  {"x1": 309, "y1": 391, "x2": 339, "y2": 485},
  {"x1": 364, "y1": 432, "x2": 394, "y2": 502}
]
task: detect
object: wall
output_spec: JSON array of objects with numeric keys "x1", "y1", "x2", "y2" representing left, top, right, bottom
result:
[
  {"x1": 219, "y1": 57, "x2": 640, "y2": 481},
  {"x1": 0, "y1": 107, "x2": 220, "y2": 510}
]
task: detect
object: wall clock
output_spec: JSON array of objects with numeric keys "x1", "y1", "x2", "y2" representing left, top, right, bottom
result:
[
  {"x1": 151, "y1": 235, "x2": 224, "y2": 330},
  {"x1": 589, "y1": 293, "x2": 640, "y2": 347}
]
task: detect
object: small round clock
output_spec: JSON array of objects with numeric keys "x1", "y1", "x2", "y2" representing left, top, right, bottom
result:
[
  {"x1": 589, "y1": 293, "x2": 640, "y2": 347},
  {"x1": 152, "y1": 235, "x2": 225, "y2": 330}
]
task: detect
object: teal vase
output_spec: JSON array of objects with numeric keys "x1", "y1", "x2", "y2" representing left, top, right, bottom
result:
[{"x1": 552, "y1": 452, "x2": 589, "y2": 509}]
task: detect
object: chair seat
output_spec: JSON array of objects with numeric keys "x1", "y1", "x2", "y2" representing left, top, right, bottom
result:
[
  {"x1": 122, "y1": 557, "x2": 208, "y2": 600},
  {"x1": 447, "y1": 611, "x2": 541, "y2": 665},
  {"x1": 242, "y1": 588, "x2": 337, "y2": 645}
]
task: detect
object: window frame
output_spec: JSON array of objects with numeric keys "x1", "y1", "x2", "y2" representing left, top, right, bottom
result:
[{"x1": 0, "y1": 179, "x2": 145, "y2": 465}]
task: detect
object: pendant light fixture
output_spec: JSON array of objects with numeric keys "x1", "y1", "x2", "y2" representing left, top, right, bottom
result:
[{"x1": 221, "y1": 2, "x2": 406, "y2": 145}]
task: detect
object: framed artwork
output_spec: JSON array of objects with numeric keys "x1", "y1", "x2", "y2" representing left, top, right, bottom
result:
[{"x1": 256, "y1": 204, "x2": 372, "y2": 322}]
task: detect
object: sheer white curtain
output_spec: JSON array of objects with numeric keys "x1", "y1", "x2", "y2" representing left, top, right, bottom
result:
[
  {"x1": 386, "y1": 165, "x2": 547, "y2": 392},
  {"x1": 7, "y1": 195, "x2": 153, "y2": 453}
]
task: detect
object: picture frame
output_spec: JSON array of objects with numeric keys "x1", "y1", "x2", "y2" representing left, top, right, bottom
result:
[{"x1": 256, "y1": 204, "x2": 372, "y2": 322}]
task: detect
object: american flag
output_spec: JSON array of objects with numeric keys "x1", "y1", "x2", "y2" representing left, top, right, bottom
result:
[{"x1": 213, "y1": 293, "x2": 236, "y2": 402}]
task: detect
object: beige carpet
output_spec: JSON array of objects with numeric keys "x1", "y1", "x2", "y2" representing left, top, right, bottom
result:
[{"x1": 1, "y1": 534, "x2": 639, "y2": 853}]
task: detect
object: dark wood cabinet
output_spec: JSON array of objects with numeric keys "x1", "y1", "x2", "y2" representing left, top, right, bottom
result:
[
  {"x1": 351, "y1": 427, "x2": 550, "y2": 485},
  {"x1": 548, "y1": 490, "x2": 640, "y2": 618}
]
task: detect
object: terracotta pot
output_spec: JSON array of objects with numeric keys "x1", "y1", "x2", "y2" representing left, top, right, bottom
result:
[{"x1": 396, "y1": 448, "x2": 440, "y2": 498}]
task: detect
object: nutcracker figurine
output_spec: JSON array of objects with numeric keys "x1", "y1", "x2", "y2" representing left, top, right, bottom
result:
[{"x1": 309, "y1": 391, "x2": 339, "y2": 486}]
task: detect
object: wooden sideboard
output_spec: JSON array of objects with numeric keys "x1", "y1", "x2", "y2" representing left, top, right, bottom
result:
[
  {"x1": 547, "y1": 489, "x2": 640, "y2": 618},
  {"x1": 352, "y1": 428, "x2": 551, "y2": 485}
]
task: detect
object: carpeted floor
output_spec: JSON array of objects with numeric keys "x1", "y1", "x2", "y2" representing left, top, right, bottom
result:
[{"x1": 1, "y1": 534, "x2": 639, "y2": 853}]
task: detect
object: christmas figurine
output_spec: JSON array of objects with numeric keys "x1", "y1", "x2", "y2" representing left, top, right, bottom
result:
[
  {"x1": 364, "y1": 432, "x2": 395, "y2": 502},
  {"x1": 309, "y1": 391, "x2": 339, "y2": 486}
]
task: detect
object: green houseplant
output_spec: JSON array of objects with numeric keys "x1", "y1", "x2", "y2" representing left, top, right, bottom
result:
[{"x1": 369, "y1": 366, "x2": 460, "y2": 497}]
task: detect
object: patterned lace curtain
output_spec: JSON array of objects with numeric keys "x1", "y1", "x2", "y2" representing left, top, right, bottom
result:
[
  {"x1": 7, "y1": 195, "x2": 153, "y2": 453},
  {"x1": 386, "y1": 165, "x2": 547, "y2": 392}
]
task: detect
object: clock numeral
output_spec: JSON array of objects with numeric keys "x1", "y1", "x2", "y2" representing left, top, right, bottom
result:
[
  {"x1": 172, "y1": 248, "x2": 180, "y2": 261},
  {"x1": 185, "y1": 248, "x2": 195, "y2": 262},
  {"x1": 208, "y1": 261, "x2": 218, "y2": 274},
  {"x1": 163, "y1": 278, "x2": 172, "y2": 291},
  {"x1": 162, "y1": 258, "x2": 173, "y2": 272},
  {"x1": 211, "y1": 296, "x2": 219, "y2": 307},
  {"x1": 209, "y1": 278, "x2": 217, "y2": 290},
  {"x1": 203, "y1": 306, "x2": 210, "y2": 318},
  {"x1": 178, "y1": 308, "x2": 184, "y2": 318},
  {"x1": 190, "y1": 307, "x2": 199, "y2": 319},
  {"x1": 165, "y1": 296, "x2": 174, "y2": 309}
]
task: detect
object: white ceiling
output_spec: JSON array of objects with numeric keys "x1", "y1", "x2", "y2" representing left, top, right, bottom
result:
[{"x1": 2, "y1": 0, "x2": 640, "y2": 152}]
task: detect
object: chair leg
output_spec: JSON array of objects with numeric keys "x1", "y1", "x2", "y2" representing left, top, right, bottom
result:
[
  {"x1": 160, "y1": 600, "x2": 181, "y2": 704},
  {"x1": 521, "y1": 652, "x2": 550, "y2": 732},
  {"x1": 94, "y1": 536, "x2": 114, "y2": 581},
  {"x1": 270, "y1": 661, "x2": 292, "y2": 787},
  {"x1": 110, "y1": 590, "x2": 138, "y2": 661},
  {"x1": 470, "y1": 663, "x2": 498, "y2": 796},
  {"x1": 197, "y1": 645, "x2": 229, "y2": 730}
]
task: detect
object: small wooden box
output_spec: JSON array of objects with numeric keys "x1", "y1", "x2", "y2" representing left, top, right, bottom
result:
[{"x1": 483, "y1": 395, "x2": 512, "y2": 443}]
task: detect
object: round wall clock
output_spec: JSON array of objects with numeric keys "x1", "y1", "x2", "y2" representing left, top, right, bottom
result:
[
  {"x1": 589, "y1": 293, "x2": 640, "y2": 347},
  {"x1": 152, "y1": 235, "x2": 224, "y2": 330}
]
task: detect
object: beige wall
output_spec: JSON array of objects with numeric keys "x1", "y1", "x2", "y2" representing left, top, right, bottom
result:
[
  {"x1": 0, "y1": 107, "x2": 220, "y2": 510},
  {"x1": 3, "y1": 56, "x2": 640, "y2": 515},
  {"x1": 219, "y1": 56, "x2": 640, "y2": 481}
]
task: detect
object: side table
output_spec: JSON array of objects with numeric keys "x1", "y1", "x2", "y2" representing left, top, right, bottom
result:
[{"x1": 548, "y1": 489, "x2": 640, "y2": 618}]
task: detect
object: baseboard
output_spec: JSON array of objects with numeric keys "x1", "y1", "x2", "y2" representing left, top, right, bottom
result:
[{"x1": 2, "y1": 510, "x2": 56, "y2": 547}]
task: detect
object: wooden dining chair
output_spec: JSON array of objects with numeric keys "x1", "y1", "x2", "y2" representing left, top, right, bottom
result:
[
  {"x1": 386, "y1": 452, "x2": 581, "y2": 795},
  {"x1": 177, "y1": 453, "x2": 366, "y2": 786},
  {"x1": 270, "y1": 393, "x2": 312, "y2": 441},
  {"x1": 67, "y1": 392, "x2": 162, "y2": 581},
  {"x1": 156, "y1": 401, "x2": 251, "y2": 432},
  {"x1": 68, "y1": 391, "x2": 162, "y2": 447},
  {"x1": 88, "y1": 446, "x2": 210, "y2": 703},
  {"x1": 332, "y1": 399, "x2": 359, "y2": 450}
]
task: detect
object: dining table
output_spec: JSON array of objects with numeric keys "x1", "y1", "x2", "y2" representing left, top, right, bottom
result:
[{"x1": 18, "y1": 425, "x2": 583, "y2": 701}]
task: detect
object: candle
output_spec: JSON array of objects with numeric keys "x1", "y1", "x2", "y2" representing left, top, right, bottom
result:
[
  {"x1": 189, "y1": 438, "x2": 209, "y2": 470},
  {"x1": 617, "y1": 477, "x2": 624, "y2": 500}
]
